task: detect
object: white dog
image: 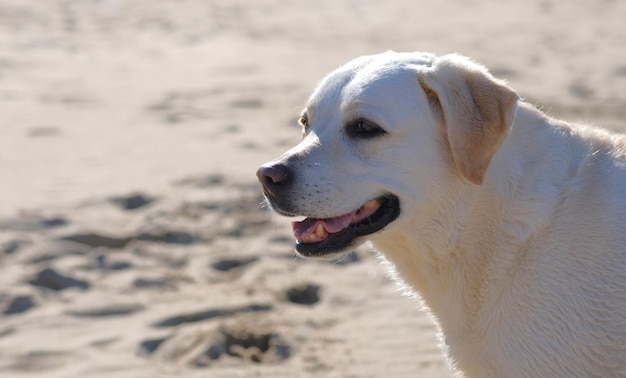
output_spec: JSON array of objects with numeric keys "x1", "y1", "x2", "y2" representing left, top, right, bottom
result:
[{"x1": 257, "y1": 51, "x2": 626, "y2": 377}]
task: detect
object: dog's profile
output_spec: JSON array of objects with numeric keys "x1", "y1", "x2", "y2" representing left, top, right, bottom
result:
[{"x1": 257, "y1": 51, "x2": 626, "y2": 377}]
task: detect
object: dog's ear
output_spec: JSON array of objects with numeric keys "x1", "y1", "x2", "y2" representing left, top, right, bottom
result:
[{"x1": 419, "y1": 54, "x2": 519, "y2": 185}]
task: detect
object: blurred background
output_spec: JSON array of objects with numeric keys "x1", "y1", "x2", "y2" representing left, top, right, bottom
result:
[{"x1": 0, "y1": 1, "x2": 624, "y2": 377}]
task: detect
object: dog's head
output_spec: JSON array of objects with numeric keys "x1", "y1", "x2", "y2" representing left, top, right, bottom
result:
[{"x1": 257, "y1": 51, "x2": 518, "y2": 258}]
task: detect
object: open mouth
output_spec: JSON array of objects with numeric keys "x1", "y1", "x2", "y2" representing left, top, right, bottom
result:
[{"x1": 292, "y1": 194, "x2": 400, "y2": 257}]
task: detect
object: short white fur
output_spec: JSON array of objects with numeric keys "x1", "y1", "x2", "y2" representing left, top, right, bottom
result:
[{"x1": 261, "y1": 51, "x2": 626, "y2": 377}]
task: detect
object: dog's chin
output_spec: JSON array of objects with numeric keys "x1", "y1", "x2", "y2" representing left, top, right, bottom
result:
[
  {"x1": 290, "y1": 194, "x2": 401, "y2": 259},
  {"x1": 295, "y1": 235, "x2": 366, "y2": 260}
]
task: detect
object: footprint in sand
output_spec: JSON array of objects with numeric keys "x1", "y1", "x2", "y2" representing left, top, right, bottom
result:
[
  {"x1": 9, "y1": 350, "x2": 70, "y2": 371},
  {"x1": 59, "y1": 233, "x2": 131, "y2": 249},
  {"x1": 195, "y1": 326, "x2": 291, "y2": 366},
  {"x1": 135, "y1": 230, "x2": 199, "y2": 245},
  {"x1": 0, "y1": 215, "x2": 68, "y2": 232},
  {"x1": 152, "y1": 303, "x2": 273, "y2": 328},
  {"x1": 59, "y1": 229, "x2": 199, "y2": 249},
  {"x1": 66, "y1": 303, "x2": 145, "y2": 318},
  {"x1": 139, "y1": 322, "x2": 291, "y2": 366},
  {"x1": 174, "y1": 174, "x2": 224, "y2": 188},
  {"x1": 1, "y1": 239, "x2": 30, "y2": 255}
]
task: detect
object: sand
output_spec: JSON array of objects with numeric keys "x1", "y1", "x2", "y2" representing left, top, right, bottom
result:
[{"x1": 0, "y1": 1, "x2": 625, "y2": 377}]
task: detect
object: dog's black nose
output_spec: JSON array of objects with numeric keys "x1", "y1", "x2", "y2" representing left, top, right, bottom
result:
[{"x1": 257, "y1": 163, "x2": 291, "y2": 194}]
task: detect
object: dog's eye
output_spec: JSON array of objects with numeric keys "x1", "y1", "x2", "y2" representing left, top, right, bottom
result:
[
  {"x1": 298, "y1": 115, "x2": 309, "y2": 130},
  {"x1": 347, "y1": 119, "x2": 386, "y2": 138}
]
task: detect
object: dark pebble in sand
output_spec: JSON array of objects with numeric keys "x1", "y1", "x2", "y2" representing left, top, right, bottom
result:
[
  {"x1": 110, "y1": 193, "x2": 155, "y2": 210},
  {"x1": 138, "y1": 337, "x2": 168, "y2": 356},
  {"x1": 2, "y1": 239, "x2": 28, "y2": 255},
  {"x1": 41, "y1": 217, "x2": 68, "y2": 228},
  {"x1": 95, "y1": 255, "x2": 132, "y2": 270},
  {"x1": 133, "y1": 277, "x2": 170, "y2": 289},
  {"x1": 285, "y1": 283, "x2": 321, "y2": 306},
  {"x1": 211, "y1": 257, "x2": 259, "y2": 272},
  {"x1": 3, "y1": 295, "x2": 36, "y2": 315},
  {"x1": 29, "y1": 268, "x2": 89, "y2": 291}
]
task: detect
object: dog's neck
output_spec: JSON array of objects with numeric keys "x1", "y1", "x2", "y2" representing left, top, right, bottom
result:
[{"x1": 371, "y1": 103, "x2": 579, "y2": 355}]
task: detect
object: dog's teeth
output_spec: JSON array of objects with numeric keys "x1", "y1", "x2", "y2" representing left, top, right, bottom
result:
[
  {"x1": 363, "y1": 199, "x2": 379, "y2": 209},
  {"x1": 290, "y1": 215, "x2": 308, "y2": 222},
  {"x1": 316, "y1": 223, "x2": 327, "y2": 238}
]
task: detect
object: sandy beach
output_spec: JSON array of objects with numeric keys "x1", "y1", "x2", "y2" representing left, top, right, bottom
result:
[{"x1": 1, "y1": 1, "x2": 625, "y2": 377}]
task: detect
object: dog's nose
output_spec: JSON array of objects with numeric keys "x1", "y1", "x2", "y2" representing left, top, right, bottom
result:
[{"x1": 256, "y1": 163, "x2": 291, "y2": 194}]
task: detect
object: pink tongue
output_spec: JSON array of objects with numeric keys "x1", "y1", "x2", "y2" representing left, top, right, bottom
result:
[
  {"x1": 291, "y1": 199, "x2": 382, "y2": 242},
  {"x1": 292, "y1": 212, "x2": 356, "y2": 240}
]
